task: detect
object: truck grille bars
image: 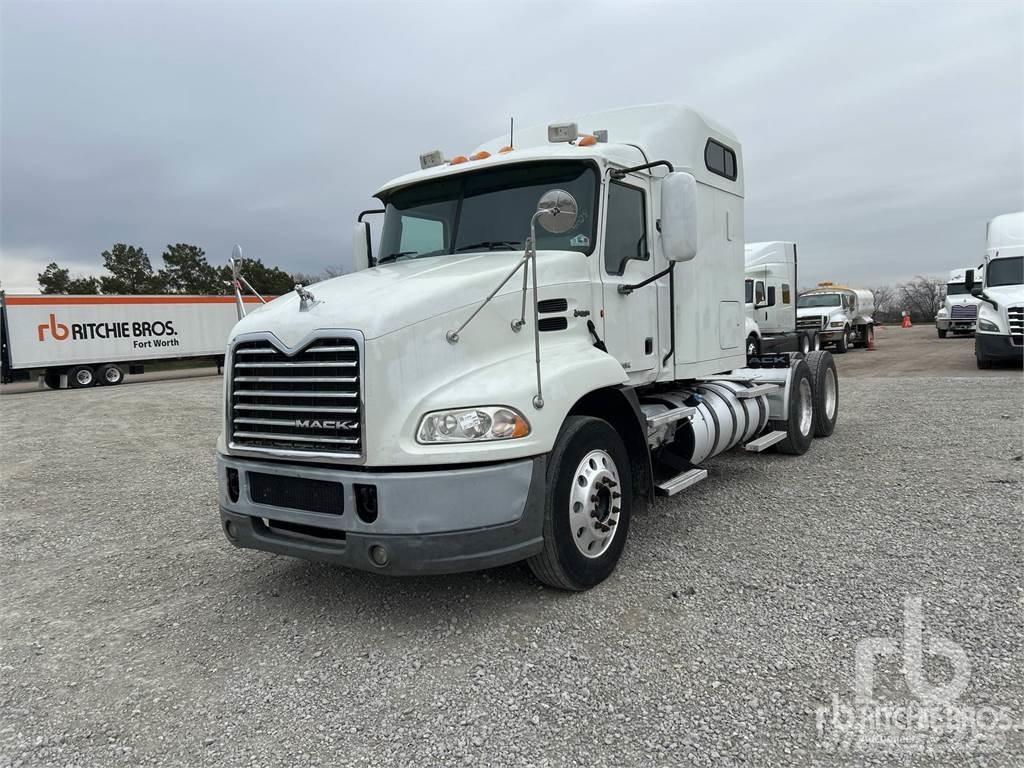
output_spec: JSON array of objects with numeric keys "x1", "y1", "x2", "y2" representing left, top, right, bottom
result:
[
  {"x1": 797, "y1": 315, "x2": 825, "y2": 331},
  {"x1": 1009, "y1": 306, "x2": 1023, "y2": 346},
  {"x1": 950, "y1": 304, "x2": 978, "y2": 320},
  {"x1": 229, "y1": 337, "x2": 362, "y2": 458}
]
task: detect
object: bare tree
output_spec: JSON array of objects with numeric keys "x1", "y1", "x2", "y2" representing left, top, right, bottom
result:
[
  {"x1": 899, "y1": 275, "x2": 946, "y2": 321},
  {"x1": 868, "y1": 284, "x2": 898, "y2": 322}
]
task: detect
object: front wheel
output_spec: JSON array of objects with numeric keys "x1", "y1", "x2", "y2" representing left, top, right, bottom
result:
[
  {"x1": 528, "y1": 416, "x2": 634, "y2": 591},
  {"x1": 746, "y1": 334, "x2": 760, "y2": 358},
  {"x1": 937, "y1": 328, "x2": 947, "y2": 339}
]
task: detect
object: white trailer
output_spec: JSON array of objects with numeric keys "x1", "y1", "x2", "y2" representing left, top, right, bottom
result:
[
  {"x1": 970, "y1": 211, "x2": 1024, "y2": 368},
  {"x1": 797, "y1": 282, "x2": 874, "y2": 353},
  {"x1": 743, "y1": 241, "x2": 817, "y2": 357},
  {"x1": 0, "y1": 294, "x2": 263, "y2": 388},
  {"x1": 935, "y1": 267, "x2": 984, "y2": 337},
  {"x1": 215, "y1": 104, "x2": 842, "y2": 591}
]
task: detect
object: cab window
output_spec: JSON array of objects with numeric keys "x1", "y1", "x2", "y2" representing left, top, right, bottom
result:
[
  {"x1": 744, "y1": 279, "x2": 754, "y2": 303},
  {"x1": 782, "y1": 284, "x2": 791, "y2": 304},
  {"x1": 604, "y1": 181, "x2": 648, "y2": 275},
  {"x1": 754, "y1": 280, "x2": 766, "y2": 305}
]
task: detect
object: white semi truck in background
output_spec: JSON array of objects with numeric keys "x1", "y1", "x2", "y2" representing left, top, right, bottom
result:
[
  {"x1": 743, "y1": 241, "x2": 816, "y2": 357},
  {"x1": 1, "y1": 294, "x2": 264, "y2": 388},
  {"x1": 796, "y1": 283, "x2": 875, "y2": 353},
  {"x1": 968, "y1": 210, "x2": 1023, "y2": 369},
  {"x1": 934, "y1": 267, "x2": 984, "y2": 338},
  {"x1": 216, "y1": 105, "x2": 841, "y2": 591}
]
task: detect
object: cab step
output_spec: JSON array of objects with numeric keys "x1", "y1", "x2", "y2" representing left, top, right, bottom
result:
[
  {"x1": 736, "y1": 383, "x2": 779, "y2": 398},
  {"x1": 744, "y1": 430, "x2": 787, "y2": 452},
  {"x1": 656, "y1": 468, "x2": 708, "y2": 496}
]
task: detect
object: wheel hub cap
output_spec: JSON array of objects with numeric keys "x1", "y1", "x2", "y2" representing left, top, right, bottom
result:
[{"x1": 569, "y1": 450, "x2": 621, "y2": 559}]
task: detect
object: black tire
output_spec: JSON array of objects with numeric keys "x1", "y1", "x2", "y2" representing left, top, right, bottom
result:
[
  {"x1": 976, "y1": 354, "x2": 993, "y2": 369},
  {"x1": 746, "y1": 334, "x2": 760, "y2": 359},
  {"x1": 97, "y1": 363, "x2": 125, "y2": 386},
  {"x1": 770, "y1": 359, "x2": 815, "y2": 455},
  {"x1": 834, "y1": 326, "x2": 851, "y2": 354},
  {"x1": 798, "y1": 333, "x2": 811, "y2": 356},
  {"x1": 527, "y1": 416, "x2": 634, "y2": 591},
  {"x1": 43, "y1": 370, "x2": 62, "y2": 389},
  {"x1": 937, "y1": 328, "x2": 947, "y2": 338},
  {"x1": 804, "y1": 351, "x2": 838, "y2": 437},
  {"x1": 68, "y1": 365, "x2": 95, "y2": 388}
]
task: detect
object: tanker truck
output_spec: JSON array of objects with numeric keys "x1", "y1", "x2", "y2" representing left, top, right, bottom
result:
[
  {"x1": 216, "y1": 104, "x2": 841, "y2": 590},
  {"x1": 797, "y1": 282, "x2": 874, "y2": 353}
]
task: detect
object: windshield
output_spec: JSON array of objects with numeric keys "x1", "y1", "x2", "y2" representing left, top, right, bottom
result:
[
  {"x1": 798, "y1": 294, "x2": 841, "y2": 308},
  {"x1": 986, "y1": 256, "x2": 1023, "y2": 287},
  {"x1": 378, "y1": 161, "x2": 599, "y2": 263},
  {"x1": 946, "y1": 283, "x2": 973, "y2": 295}
]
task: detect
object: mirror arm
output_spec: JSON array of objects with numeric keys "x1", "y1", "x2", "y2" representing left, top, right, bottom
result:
[
  {"x1": 609, "y1": 159, "x2": 674, "y2": 180},
  {"x1": 357, "y1": 209, "x2": 385, "y2": 222},
  {"x1": 618, "y1": 262, "x2": 673, "y2": 295}
]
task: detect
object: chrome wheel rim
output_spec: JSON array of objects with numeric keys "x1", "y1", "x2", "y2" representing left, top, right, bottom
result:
[
  {"x1": 75, "y1": 369, "x2": 92, "y2": 386},
  {"x1": 747, "y1": 339, "x2": 757, "y2": 357},
  {"x1": 103, "y1": 367, "x2": 121, "y2": 383},
  {"x1": 824, "y1": 368, "x2": 837, "y2": 420},
  {"x1": 797, "y1": 378, "x2": 813, "y2": 436},
  {"x1": 569, "y1": 449, "x2": 621, "y2": 559}
]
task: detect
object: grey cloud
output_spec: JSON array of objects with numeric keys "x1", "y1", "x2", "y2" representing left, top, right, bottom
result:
[{"x1": 1, "y1": 0, "x2": 1021, "y2": 293}]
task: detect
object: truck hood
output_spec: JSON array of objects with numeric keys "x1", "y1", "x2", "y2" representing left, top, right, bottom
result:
[
  {"x1": 230, "y1": 250, "x2": 589, "y2": 347},
  {"x1": 982, "y1": 285, "x2": 1024, "y2": 306},
  {"x1": 796, "y1": 306, "x2": 843, "y2": 319}
]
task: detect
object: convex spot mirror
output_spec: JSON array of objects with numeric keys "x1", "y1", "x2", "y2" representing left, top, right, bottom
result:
[
  {"x1": 536, "y1": 189, "x2": 578, "y2": 234},
  {"x1": 661, "y1": 172, "x2": 698, "y2": 262}
]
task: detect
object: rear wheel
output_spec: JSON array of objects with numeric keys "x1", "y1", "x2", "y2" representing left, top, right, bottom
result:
[
  {"x1": 528, "y1": 416, "x2": 634, "y2": 591},
  {"x1": 805, "y1": 351, "x2": 838, "y2": 437},
  {"x1": 68, "y1": 365, "x2": 95, "y2": 388},
  {"x1": 43, "y1": 370, "x2": 62, "y2": 389},
  {"x1": 771, "y1": 360, "x2": 815, "y2": 455},
  {"x1": 98, "y1": 364, "x2": 125, "y2": 386}
]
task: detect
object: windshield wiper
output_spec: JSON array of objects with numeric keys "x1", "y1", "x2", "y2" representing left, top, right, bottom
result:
[
  {"x1": 454, "y1": 240, "x2": 521, "y2": 252},
  {"x1": 376, "y1": 251, "x2": 418, "y2": 265}
]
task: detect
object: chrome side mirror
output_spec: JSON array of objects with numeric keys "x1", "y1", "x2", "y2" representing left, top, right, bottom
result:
[{"x1": 535, "y1": 189, "x2": 578, "y2": 234}]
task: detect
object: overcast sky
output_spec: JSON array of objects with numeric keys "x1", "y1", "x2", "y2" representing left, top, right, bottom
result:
[{"x1": 1, "y1": 0, "x2": 1022, "y2": 292}]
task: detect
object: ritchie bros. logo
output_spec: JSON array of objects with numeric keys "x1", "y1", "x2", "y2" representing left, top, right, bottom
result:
[{"x1": 37, "y1": 313, "x2": 180, "y2": 348}]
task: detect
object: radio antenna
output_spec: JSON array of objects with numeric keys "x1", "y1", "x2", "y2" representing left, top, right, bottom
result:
[{"x1": 509, "y1": 117, "x2": 514, "y2": 149}]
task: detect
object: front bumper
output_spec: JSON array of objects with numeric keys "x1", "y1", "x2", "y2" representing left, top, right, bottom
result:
[
  {"x1": 936, "y1": 319, "x2": 975, "y2": 331},
  {"x1": 217, "y1": 453, "x2": 546, "y2": 575},
  {"x1": 976, "y1": 333, "x2": 1024, "y2": 362}
]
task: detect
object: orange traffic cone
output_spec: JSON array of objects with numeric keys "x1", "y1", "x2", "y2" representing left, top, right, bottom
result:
[{"x1": 901, "y1": 312, "x2": 912, "y2": 329}]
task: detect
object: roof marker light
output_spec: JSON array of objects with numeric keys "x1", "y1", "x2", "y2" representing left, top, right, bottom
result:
[
  {"x1": 577, "y1": 135, "x2": 597, "y2": 147},
  {"x1": 419, "y1": 150, "x2": 446, "y2": 170},
  {"x1": 450, "y1": 155, "x2": 468, "y2": 165},
  {"x1": 470, "y1": 151, "x2": 491, "y2": 161},
  {"x1": 499, "y1": 145, "x2": 514, "y2": 154}
]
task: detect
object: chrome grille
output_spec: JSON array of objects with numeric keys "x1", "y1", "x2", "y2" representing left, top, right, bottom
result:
[
  {"x1": 950, "y1": 304, "x2": 977, "y2": 320},
  {"x1": 797, "y1": 315, "x2": 824, "y2": 331},
  {"x1": 229, "y1": 337, "x2": 362, "y2": 457},
  {"x1": 1009, "y1": 306, "x2": 1023, "y2": 346}
]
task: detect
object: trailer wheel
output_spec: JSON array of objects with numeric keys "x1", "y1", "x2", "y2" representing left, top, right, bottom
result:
[
  {"x1": 43, "y1": 370, "x2": 62, "y2": 389},
  {"x1": 527, "y1": 416, "x2": 633, "y2": 591},
  {"x1": 68, "y1": 365, "x2": 95, "y2": 388},
  {"x1": 804, "y1": 351, "x2": 838, "y2": 437},
  {"x1": 937, "y1": 328, "x2": 947, "y2": 338},
  {"x1": 97, "y1": 364, "x2": 125, "y2": 386},
  {"x1": 771, "y1": 360, "x2": 814, "y2": 455}
]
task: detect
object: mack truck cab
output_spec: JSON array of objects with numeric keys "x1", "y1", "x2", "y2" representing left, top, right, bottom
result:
[
  {"x1": 935, "y1": 267, "x2": 984, "y2": 338},
  {"x1": 969, "y1": 211, "x2": 1024, "y2": 369},
  {"x1": 743, "y1": 241, "x2": 816, "y2": 358},
  {"x1": 216, "y1": 105, "x2": 841, "y2": 590},
  {"x1": 796, "y1": 283, "x2": 874, "y2": 353}
]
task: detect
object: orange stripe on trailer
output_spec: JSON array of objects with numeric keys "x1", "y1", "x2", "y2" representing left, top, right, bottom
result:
[{"x1": 3, "y1": 295, "x2": 272, "y2": 306}]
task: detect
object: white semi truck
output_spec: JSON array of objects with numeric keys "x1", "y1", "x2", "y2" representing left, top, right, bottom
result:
[
  {"x1": 216, "y1": 105, "x2": 841, "y2": 591},
  {"x1": 796, "y1": 283, "x2": 874, "y2": 353},
  {"x1": 0, "y1": 293, "x2": 264, "y2": 388},
  {"x1": 968, "y1": 211, "x2": 1023, "y2": 368},
  {"x1": 743, "y1": 241, "x2": 816, "y2": 357},
  {"x1": 934, "y1": 267, "x2": 984, "y2": 338}
]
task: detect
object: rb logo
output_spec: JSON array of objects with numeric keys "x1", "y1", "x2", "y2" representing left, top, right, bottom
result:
[{"x1": 37, "y1": 314, "x2": 69, "y2": 342}]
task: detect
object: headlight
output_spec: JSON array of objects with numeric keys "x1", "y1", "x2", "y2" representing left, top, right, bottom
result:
[
  {"x1": 417, "y1": 406, "x2": 530, "y2": 444},
  {"x1": 978, "y1": 319, "x2": 1000, "y2": 332},
  {"x1": 830, "y1": 320, "x2": 845, "y2": 328}
]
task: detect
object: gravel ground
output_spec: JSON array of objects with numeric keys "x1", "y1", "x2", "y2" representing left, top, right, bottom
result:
[{"x1": 1, "y1": 371, "x2": 1021, "y2": 767}]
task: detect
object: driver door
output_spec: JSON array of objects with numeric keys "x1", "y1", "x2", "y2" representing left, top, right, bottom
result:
[{"x1": 600, "y1": 175, "x2": 658, "y2": 377}]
